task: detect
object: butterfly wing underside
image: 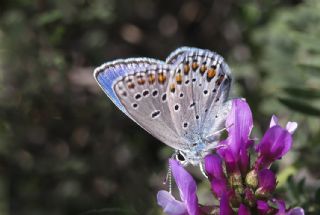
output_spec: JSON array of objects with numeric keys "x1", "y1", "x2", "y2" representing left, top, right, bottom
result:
[
  {"x1": 94, "y1": 58, "x2": 187, "y2": 150},
  {"x1": 165, "y1": 47, "x2": 232, "y2": 143},
  {"x1": 94, "y1": 47, "x2": 232, "y2": 154}
]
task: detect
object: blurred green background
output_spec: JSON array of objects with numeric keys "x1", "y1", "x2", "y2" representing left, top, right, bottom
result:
[{"x1": 0, "y1": 0, "x2": 320, "y2": 214}]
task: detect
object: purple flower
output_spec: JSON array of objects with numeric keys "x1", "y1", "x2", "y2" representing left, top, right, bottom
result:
[
  {"x1": 255, "y1": 115, "x2": 298, "y2": 169},
  {"x1": 256, "y1": 199, "x2": 305, "y2": 215},
  {"x1": 275, "y1": 199, "x2": 287, "y2": 215},
  {"x1": 257, "y1": 200, "x2": 270, "y2": 215},
  {"x1": 217, "y1": 99, "x2": 253, "y2": 175},
  {"x1": 274, "y1": 199, "x2": 305, "y2": 215},
  {"x1": 286, "y1": 208, "x2": 305, "y2": 215},
  {"x1": 255, "y1": 169, "x2": 277, "y2": 198},
  {"x1": 157, "y1": 191, "x2": 188, "y2": 215},
  {"x1": 204, "y1": 154, "x2": 228, "y2": 198},
  {"x1": 239, "y1": 204, "x2": 251, "y2": 215},
  {"x1": 270, "y1": 115, "x2": 298, "y2": 135},
  {"x1": 219, "y1": 193, "x2": 233, "y2": 215},
  {"x1": 243, "y1": 188, "x2": 256, "y2": 207},
  {"x1": 157, "y1": 98, "x2": 304, "y2": 215},
  {"x1": 255, "y1": 125, "x2": 293, "y2": 169},
  {"x1": 157, "y1": 159, "x2": 200, "y2": 215}
]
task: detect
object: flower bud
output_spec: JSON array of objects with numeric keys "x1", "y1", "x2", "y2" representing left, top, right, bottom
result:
[
  {"x1": 245, "y1": 169, "x2": 258, "y2": 189},
  {"x1": 257, "y1": 200, "x2": 271, "y2": 214},
  {"x1": 244, "y1": 188, "x2": 256, "y2": 208},
  {"x1": 255, "y1": 169, "x2": 276, "y2": 199},
  {"x1": 229, "y1": 173, "x2": 244, "y2": 195},
  {"x1": 255, "y1": 187, "x2": 271, "y2": 199}
]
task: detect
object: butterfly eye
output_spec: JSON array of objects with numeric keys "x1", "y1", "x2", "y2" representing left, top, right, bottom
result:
[{"x1": 176, "y1": 152, "x2": 185, "y2": 162}]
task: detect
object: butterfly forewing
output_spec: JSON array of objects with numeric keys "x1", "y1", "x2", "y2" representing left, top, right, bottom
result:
[
  {"x1": 165, "y1": 46, "x2": 194, "y2": 65},
  {"x1": 94, "y1": 58, "x2": 163, "y2": 114},
  {"x1": 112, "y1": 62, "x2": 187, "y2": 150}
]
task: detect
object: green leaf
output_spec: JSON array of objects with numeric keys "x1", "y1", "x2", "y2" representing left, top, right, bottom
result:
[
  {"x1": 296, "y1": 61, "x2": 320, "y2": 71},
  {"x1": 297, "y1": 178, "x2": 306, "y2": 193},
  {"x1": 277, "y1": 166, "x2": 296, "y2": 187},
  {"x1": 283, "y1": 87, "x2": 320, "y2": 99},
  {"x1": 35, "y1": 10, "x2": 63, "y2": 26},
  {"x1": 278, "y1": 97, "x2": 320, "y2": 116}
]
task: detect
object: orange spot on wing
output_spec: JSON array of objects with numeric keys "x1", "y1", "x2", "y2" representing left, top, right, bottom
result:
[
  {"x1": 184, "y1": 64, "x2": 190, "y2": 74},
  {"x1": 148, "y1": 74, "x2": 155, "y2": 84},
  {"x1": 207, "y1": 68, "x2": 216, "y2": 79},
  {"x1": 137, "y1": 77, "x2": 145, "y2": 85},
  {"x1": 158, "y1": 73, "x2": 166, "y2": 84},
  {"x1": 127, "y1": 82, "x2": 135, "y2": 89},
  {"x1": 192, "y1": 62, "x2": 199, "y2": 71},
  {"x1": 170, "y1": 84, "x2": 176, "y2": 93},
  {"x1": 200, "y1": 65, "x2": 207, "y2": 74},
  {"x1": 176, "y1": 74, "x2": 182, "y2": 84}
]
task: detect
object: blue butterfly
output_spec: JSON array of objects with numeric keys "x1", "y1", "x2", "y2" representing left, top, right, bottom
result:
[{"x1": 94, "y1": 47, "x2": 232, "y2": 166}]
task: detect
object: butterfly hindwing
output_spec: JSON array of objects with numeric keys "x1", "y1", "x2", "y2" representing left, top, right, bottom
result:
[{"x1": 166, "y1": 47, "x2": 232, "y2": 142}]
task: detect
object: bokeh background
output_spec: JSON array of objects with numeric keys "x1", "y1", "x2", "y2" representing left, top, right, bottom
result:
[{"x1": 0, "y1": 0, "x2": 320, "y2": 214}]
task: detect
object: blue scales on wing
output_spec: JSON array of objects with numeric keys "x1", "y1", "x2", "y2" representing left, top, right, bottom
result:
[{"x1": 94, "y1": 58, "x2": 163, "y2": 114}]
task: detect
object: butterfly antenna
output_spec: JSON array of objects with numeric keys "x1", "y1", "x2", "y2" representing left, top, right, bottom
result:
[
  {"x1": 163, "y1": 161, "x2": 172, "y2": 194},
  {"x1": 212, "y1": 123, "x2": 234, "y2": 136},
  {"x1": 205, "y1": 123, "x2": 235, "y2": 151}
]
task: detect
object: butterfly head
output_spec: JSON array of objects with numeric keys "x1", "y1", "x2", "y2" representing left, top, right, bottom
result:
[
  {"x1": 175, "y1": 133, "x2": 224, "y2": 166},
  {"x1": 175, "y1": 149, "x2": 209, "y2": 166},
  {"x1": 175, "y1": 141, "x2": 216, "y2": 166}
]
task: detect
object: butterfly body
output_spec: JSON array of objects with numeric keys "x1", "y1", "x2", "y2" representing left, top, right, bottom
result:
[{"x1": 94, "y1": 47, "x2": 232, "y2": 166}]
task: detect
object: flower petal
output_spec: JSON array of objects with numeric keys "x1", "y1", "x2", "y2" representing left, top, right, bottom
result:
[
  {"x1": 275, "y1": 199, "x2": 286, "y2": 214},
  {"x1": 170, "y1": 159, "x2": 200, "y2": 215},
  {"x1": 287, "y1": 207, "x2": 305, "y2": 215},
  {"x1": 258, "y1": 169, "x2": 276, "y2": 192},
  {"x1": 270, "y1": 115, "x2": 298, "y2": 135},
  {"x1": 157, "y1": 190, "x2": 188, "y2": 215},
  {"x1": 256, "y1": 126, "x2": 292, "y2": 169},
  {"x1": 270, "y1": 115, "x2": 279, "y2": 128},
  {"x1": 217, "y1": 144, "x2": 239, "y2": 174},
  {"x1": 257, "y1": 200, "x2": 270, "y2": 215},
  {"x1": 218, "y1": 99, "x2": 253, "y2": 175},
  {"x1": 204, "y1": 154, "x2": 225, "y2": 180},
  {"x1": 224, "y1": 99, "x2": 253, "y2": 157},
  {"x1": 239, "y1": 139, "x2": 253, "y2": 175},
  {"x1": 204, "y1": 155, "x2": 228, "y2": 198},
  {"x1": 210, "y1": 179, "x2": 228, "y2": 198},
  {"x1": 286, "y1": 122, "x2": 298, "y2": 134},
  {"x1": 238, "y1": 204, "x2": 251, "y2": 215},
  {"x1": 219, "y1": 193, "x2": 233, "y2": 215}
]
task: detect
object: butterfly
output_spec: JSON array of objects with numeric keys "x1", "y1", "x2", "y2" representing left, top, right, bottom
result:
[{"x1": 94, "y1": 47, "x2": 232, "y2": 166}]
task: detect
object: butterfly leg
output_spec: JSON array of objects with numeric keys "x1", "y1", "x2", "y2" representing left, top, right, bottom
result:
[{"x1": 163, "y1": 159, "x2": 173, "y2": 194}]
